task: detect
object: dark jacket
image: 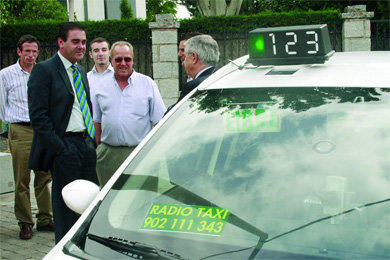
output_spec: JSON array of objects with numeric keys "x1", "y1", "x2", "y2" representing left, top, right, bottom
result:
[
  {"x1": 27, "y1": 54, "x2": 93, "y2": 171},
  {"x1": 164, "y1": 66, "x2": 217, "y2": 116},
  {"x1": 177, "y1": 66, "x2": 216, "y2": 102}
]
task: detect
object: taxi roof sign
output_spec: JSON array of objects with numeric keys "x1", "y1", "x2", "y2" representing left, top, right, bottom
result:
[{"x1": 248, "y1": 24, "x2": 334, "y2": 66}]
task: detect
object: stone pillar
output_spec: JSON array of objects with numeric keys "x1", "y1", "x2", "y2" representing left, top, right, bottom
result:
[
  {"x1": 342, "y1": 5, "x2": 374, "y2": 51},
  {"x1": 149, "y1": 14, "x2": 180, "y2": 107},
  {"x1": 0, "y1": 153, "x2": 14, "y2": 193}
]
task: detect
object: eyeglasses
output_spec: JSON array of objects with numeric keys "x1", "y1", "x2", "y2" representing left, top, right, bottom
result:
[{"x1": 114, "y1": 57, "x2": 132, "y2": 63}]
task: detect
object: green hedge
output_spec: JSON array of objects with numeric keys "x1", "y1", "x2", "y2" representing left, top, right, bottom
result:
[
  {"x1": 179, "y1": 9, "x2": 342, "y2": 36},
  {"x1": 1, "y1": 20, "x2": 62, "y2": 46},
  {"x1": 0, "y1": 18, "x2": 150, "y2": 47},
  {"x1": 1, "y1": 9, "x2": 341, "y2": 47},
  {"x1": 82, "y1": 19, "x2": 150, "y2": 42}
]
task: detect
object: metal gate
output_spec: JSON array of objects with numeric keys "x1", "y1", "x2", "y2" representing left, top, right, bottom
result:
[{"x1": 371, "y1": 20, "x2": 390, "y2": 51}]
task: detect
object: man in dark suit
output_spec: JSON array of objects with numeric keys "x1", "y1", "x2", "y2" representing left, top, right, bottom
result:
[
  {"x1": 177, "y1": 31, "x2": 202, "y2": 82},
  {"x1": 27, "y1": 22, "x2": 98, "y2": 244},
  {"x1": 166, "y1": 35, "x2": 219, "y2": 115},
  {"x1": 179, "y1": 34, "x2": 219, "y2": 101},
  {"x1": 178, "y1": 65, "x2": 216, "y2": 101}
]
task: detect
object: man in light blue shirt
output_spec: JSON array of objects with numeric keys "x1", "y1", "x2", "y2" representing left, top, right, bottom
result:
[{"x1": 92, "y1": 41, "x2": 166, "y2": 187}]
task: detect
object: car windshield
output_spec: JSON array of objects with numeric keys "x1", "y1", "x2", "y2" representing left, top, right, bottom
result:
[{"x1": 82, "y1": 87, "x2": 390, "y2": 259}]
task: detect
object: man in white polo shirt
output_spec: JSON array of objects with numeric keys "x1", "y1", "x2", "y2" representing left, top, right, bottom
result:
[{"x1": 92, "y1": 41, "x2": 166, "y2": 187}]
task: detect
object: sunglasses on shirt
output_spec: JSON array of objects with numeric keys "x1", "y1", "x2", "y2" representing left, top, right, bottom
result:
[{"x1": 114, "y1": 57, "x2": 132, "y2": 63}]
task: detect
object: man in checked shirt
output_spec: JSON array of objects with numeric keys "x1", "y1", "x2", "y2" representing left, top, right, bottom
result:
[{"x1": 0, "y1": 35, "x2": 53, "y2": 240}]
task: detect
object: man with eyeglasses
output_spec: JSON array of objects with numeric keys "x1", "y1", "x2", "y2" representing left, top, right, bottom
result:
[{"x1": 91, "y1": 41, "x2": 166, "y2": 187}]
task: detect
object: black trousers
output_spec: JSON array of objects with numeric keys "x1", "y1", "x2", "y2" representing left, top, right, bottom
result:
[{"x1": 51, "y1": 134, "x2": 98, "y2": 244}]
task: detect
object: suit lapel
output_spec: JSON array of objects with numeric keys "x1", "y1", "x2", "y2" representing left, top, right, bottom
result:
[
  {"x1": 199, "y1": 66, "x2": 215, "y2": 78},
  {"x1": 53, "y1": 55, "x2": 93, "y2": 113},
  {"x1": 53, "y1": 54, "x2": 74, "y2": 96}
]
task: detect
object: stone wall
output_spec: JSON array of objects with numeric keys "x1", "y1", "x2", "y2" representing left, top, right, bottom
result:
[
  {"x1": 342, "y1": 5, "x2": 374, "y2": 51},
  {"x1": 149, "y1": 14, "x2": 180, "y2": 107}
]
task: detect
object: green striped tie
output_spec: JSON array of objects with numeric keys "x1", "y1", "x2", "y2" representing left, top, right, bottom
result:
[{"x1": 71, "y1": 65, "x2": 95, "y2": 139}]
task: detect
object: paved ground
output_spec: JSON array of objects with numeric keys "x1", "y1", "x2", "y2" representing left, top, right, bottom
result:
[{"x1": 0, "y1": 172, "x2": 55, "y2": 259}]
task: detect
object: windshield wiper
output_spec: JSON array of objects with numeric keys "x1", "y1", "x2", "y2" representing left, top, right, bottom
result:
[
  {"x1": 87, "y1": 234, "x2": 188, "y2": 259},
  {"x1": 201, "y1": 198, "x2": 390, "y2": 260},
  {"x1": 264, "y1": 198, "x2": 390, "y2": 243},
  {"x1": 249, "y1": 198, "x2": 390, "y2": 259}
]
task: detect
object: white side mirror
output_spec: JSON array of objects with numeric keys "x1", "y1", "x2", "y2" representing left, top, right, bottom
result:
[{"x1": 62, "y1": 180, "x2": 100, "y2": 214}]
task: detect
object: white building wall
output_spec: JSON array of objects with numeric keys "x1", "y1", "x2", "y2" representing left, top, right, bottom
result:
[
  {"x1": 130, "y1": 0, "x2": 146, "y2": 19},
  {"x1": 87, "y1": 0, "x2": 105, "y2": 21},
  {"x1": 66, "y1": 0, "x2": 146, "y2": 21},
  {"x1": 70, "y1": 0, "x2": 85, "y2": 21}
]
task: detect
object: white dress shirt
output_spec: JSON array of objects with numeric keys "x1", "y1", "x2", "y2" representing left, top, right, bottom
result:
[
  {"x1": 87, "y1": 64, "x2": 114, "y2": 93},
  {"x1": 57, "y1": 52, "x2": 86, "y2": 133},
  {"x1": 92, "y1": 70, "x2": 166, "y2": 146},
  {"x1": 0, "y1": 60, "x2": 31, "y2": 123}
]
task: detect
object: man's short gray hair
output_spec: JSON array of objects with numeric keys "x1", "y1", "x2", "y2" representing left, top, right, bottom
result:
[{"x1": 184, "y1": 35, "x2": 220, "y2": 67}]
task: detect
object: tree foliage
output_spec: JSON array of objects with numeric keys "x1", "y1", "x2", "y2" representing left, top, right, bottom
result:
[
  {"x1": 239, "y1": 0, "x2": 388, "y2": 19},
  {"x1": 146, "y1": 0, "x2": 178, "y2": 20},
  {"x1": 19, "y1": 0, "x2": 68, "y2": 22},
  {"x1": 178, "y1": 0, "x2": 197, "y2": 17},
  {"x1": 120, "y1": 0, "x2": 134, "y2": 19},
  {"x1": 198, "y1": 0, "x2": 243, "y2": 16},
  {"x1": 182, "y1": 0, "x2": 388, "y2": 19},
  {"x1": 0, "y1": 0, "x2": 24, "y2": 23},
  {"x1": 180, "y1": 0, "x2": 243, "y2": 16},
  {"x1": 1, "y1": 0, "x2": 68, "y2": 24}
]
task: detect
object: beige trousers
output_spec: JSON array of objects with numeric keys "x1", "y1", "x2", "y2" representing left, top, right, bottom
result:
[
  {"x1": 8, "y1": 123, "x2": 52, "y2": 227},
  {"x1": 96, "y1": 142, "x2": 136, "y2": 188}
]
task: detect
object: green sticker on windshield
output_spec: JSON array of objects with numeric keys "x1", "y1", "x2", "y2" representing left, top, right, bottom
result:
[
  {"x1": 225, "y1": 108, "x2": 280, "y2": 132},
  {"x1": 141, "y1": 204, "x2": 230, "y2": 236}
]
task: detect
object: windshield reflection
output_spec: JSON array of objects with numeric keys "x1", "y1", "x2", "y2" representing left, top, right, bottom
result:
[{"x1": 89, "y1": 87, "x2": 390, "y2": 259}]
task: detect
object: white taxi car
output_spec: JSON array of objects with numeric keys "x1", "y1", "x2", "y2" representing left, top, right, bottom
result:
[{"x1": 46, "y1": 24, "x2": 390, "y2": 259}]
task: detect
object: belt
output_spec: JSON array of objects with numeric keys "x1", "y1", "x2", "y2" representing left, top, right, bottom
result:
[
  {"x1": 63, "y1": 131, "x2": 89, "y2": 138},
  {"x1": 13, "y1": 122, "x2": 31, "y2": 126}
]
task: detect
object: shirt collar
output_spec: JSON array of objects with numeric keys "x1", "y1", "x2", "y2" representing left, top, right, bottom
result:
[
  {"x1": 111, "y1": 69, "x2": 136, "y2": 90},
  {"x1": 92, "y1": 63, "x2": 114, "y2": 74},
  {"x1": 113, "y1": 69, "x2": 136, "y2": 86},
  {"x1": 195, "y1": 66, "x2": 212, "y2": 79},
  {"x1": 15, "y1": 59, "x2": 30, "y2": 75},
  {"x1": 58, "y1": 51, "x2": 77, "y2": 70},
  {"x1": 128, "y1": 69, "x2": 136, "y2": 85}
]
